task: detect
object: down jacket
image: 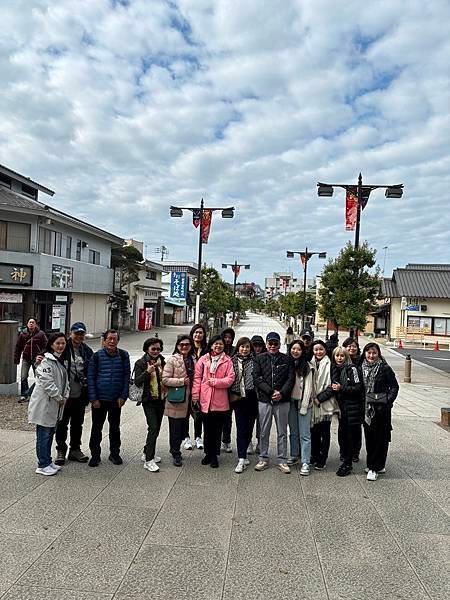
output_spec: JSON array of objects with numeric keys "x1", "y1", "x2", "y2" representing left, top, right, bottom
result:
[
  {"x1": 162, "y1": 354, "x2": 190, "y2": 418},
  {"x1": 14, "y1": 327, "x2": 47, "y2": 365},
  {"x1": 192, "y1": 353, "x2": 235, "y2": 412},
  {"x1": 28, "y1": 353, "x2": 69, "y2": 427},
  {"x1": 333, "y1": 364, "x2": 365, "y2": 426},
  {"x1": 252, "y1": 352, "x2": 295, "y2": 403},
  {"x1": 88, "y1": 348, "x2": 130, "y2": 402}
]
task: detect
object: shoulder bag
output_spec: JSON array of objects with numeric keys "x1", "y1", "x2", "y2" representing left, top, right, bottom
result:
[
  {"x1": 365, "y1": 392, "x2": 388, "y2": 405},
  {"x1": 129, "y1": 365, "x2": 144, "y2": 404},
  {"x1": 167, "y1": 385, "x2": 185, "y2": 403}
]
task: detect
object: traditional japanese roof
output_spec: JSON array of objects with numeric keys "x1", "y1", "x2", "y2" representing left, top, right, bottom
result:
[{"x1": 382, "y1": 265, "x2": 450, "y2": 299}]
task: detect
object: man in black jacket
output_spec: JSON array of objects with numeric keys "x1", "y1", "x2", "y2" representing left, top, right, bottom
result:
[
  {"x1": 252, "y1": 332, "x2": 295, "y2": 473},
  {"x1": 55, "y1": 322, "x2": 93, "y2": 465}
]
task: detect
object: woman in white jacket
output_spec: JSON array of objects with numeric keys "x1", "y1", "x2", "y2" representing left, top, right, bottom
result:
[{"x1": 28, "y1": 333, "x2": 69, "y2": 476}]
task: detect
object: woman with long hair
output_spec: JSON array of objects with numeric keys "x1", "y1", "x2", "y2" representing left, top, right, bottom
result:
[
  {"x1": 341, "y1": 337, "x2": 363, "y2": 462},
  {"x1": 192, "y1": 335, "x2": 235, "y2": 468},
  {"x1": 361, "y1": 342, "x2": 399, "y2": 481},
  {"x1": 28, "y1": 332, "x2": 69, "y2": 476},
  {"x1": 287, "y1": 340, "x2": 314, "y2": 475},
  {"x1": 181, "y1": 324, "x2": 207, "y2": 450},
  {"x1": 162, "y1": 334, "x2": 194, "y2": 467}
]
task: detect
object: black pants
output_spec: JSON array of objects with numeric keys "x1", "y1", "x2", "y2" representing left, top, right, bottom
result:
[
  {"x1": 89, "y1": 400, "x2": 122, "y2": 459},
  {"x1": 142, "y1": 402, "x2": 165, "y2": 461},
  {"x1": 55, "y1": 396, "x2": 87, "y2": 454},
  {"x1": 203, "y1": 411, "x2": 227, "y2": 459},
  {"x1": 338, "y1": 419, "x2": 362, "y2": 466},
  {"x1": 221, "y1": 410, "x2": 232, "y2": 444},
  {"x1": 311, "y1": 420, "x2": 331, "y2": 466},
  {"x1": 168, "y1": 417, "x2": 185, "y2": 459},
  {"x1": 233, "y1": 395, "x2": 258, "y2": 459},
  {"x1": 183, "y1": 401, "x2": 202, "y2": 440},
  {"x1": 364, "y1": 409, "x2": 392, "y2": 472}
]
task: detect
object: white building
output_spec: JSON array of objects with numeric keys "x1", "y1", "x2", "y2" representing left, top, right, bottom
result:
[
  {"x1": 265, "y1": 272, "x2": 316, "y2": 298},
  {"x1": 158, "y1": 261, "x2": 198, "y2": 325}
]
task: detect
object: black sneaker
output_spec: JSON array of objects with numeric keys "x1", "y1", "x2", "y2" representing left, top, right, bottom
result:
[
  {"x1": 210, "y1": 458, "x2": 219, "y2": 468},
  {"x1": 88, "y1": 457, "x2": 100, "y2": 467},
  {"x1": 352, "y1": 455, "x2": 360, "y2": 463},
  {"x1": 201, "y1": 455, "x2": 212, "y2": 465},
  {"x1": 109, "y1": 455, "x2": 123, "y2": 465},
  {"x1": 68, "y1": 449, "x2": 89, "y2": 463},
  {"x1": 54, "y1": 451, "x2": 66, "y2": 466},
  {"x1": 336, "y1": 463, "x2": 352, "y2": 477},
  {"x1": 314, "y1": 462, "x2": 326, "y2": 471},
  {"x1": 173, "y1": 456, "x2": 182, "y2": 467}
]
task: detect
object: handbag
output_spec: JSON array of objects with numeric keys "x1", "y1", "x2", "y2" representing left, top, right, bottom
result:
[
  {"x1": 366, "y1": 392, "x2": 388, "y2": 405},
  {"x1": 129, "y1": 366, "x2": 143, "y2": 404},
  {"x1": 167, "y1": 386, "x2": 185, "y2": 403},
  {"x1": 229, "y1": 392, "x2": 243, "y2": 403}
]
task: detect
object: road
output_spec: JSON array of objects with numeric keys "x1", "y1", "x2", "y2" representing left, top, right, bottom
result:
[{"x1": 392, "y1": 347, "x2": 450, "y2": 374}]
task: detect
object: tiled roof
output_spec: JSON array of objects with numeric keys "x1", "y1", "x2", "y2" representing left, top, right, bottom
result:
[
  {"x1": 0, "y1": 187, "x2": 41, "y2": 210},
  {"x1": 405, "y1": 263, "x2": 450, "y2": 271},
  {"x1": 383, "y1": 267, "x2": 450, "y2": 299}
]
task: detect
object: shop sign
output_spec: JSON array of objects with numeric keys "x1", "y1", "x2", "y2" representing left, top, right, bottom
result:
[
  {"x1": 0, "y1": 292, "x2": 23, "y2": 303},
  {"x1": 113, "y1": 268, "x2": 122, "y2": 293},
  {"x1": 0, "y1": 263, "x2": 33, "y2": 286},
  {"x1": 51, "y1": 264, "x2": 73, "y2": 289},
  {"x1": 170, "y1": 272, "x2": 187, "y2": 299},
  {"x1": 52, "y1": 305, "x2": 61, "y2": 329},
  {"x1": 144, "y1": 290, "x2": 158, "y2": 299},
  {"x1": 55, "y1": 295, "x2": 68, "y2": 302}
]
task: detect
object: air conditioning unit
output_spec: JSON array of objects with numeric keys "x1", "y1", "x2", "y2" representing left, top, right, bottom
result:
[{"x1": 420, "y1": 305, "x2": 427, "y2": 312}]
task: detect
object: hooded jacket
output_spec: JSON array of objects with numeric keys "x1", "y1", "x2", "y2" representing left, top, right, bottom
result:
[
  {"x1": 221, "y1": 328, "x2": 236, "y2": 356},
  {"x1": 332, "y1": 363, "x2": 365, "y2": 426},
  {"x1": 250, "y1": 335, "x2": 267, "y2": 353},
  {"x1": 192, "y1": 352, "x2": 235, "y2": 412},
  {"x1": 14, "y1": 327, "x2": 47, "y2": 365},
  {"x1": 28, "y1": 353, "x2": 70, "y2": 427}
]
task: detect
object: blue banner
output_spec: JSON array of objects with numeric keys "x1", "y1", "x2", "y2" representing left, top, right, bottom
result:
[{"x1": 170, "y1": 272, "x2": 187, "y2": 299}]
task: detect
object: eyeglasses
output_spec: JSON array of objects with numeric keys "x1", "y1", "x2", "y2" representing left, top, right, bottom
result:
[{"x1": 149, "y1": 347, "x2": 162, "y2": 352}]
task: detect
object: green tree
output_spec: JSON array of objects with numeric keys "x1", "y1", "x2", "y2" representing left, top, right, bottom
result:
[
  {"x1": 265, "y1": 298, "x2": 280, "y2": 317},
  {"x1": 111, "y1": 244, "x2": 144, "y2": 285},
  {"x1": 280, "y1": 291, "x2": 317, "y2": 319},
  {"x1": 200, "y1": 266, "x2": 234, "y2": 323},
  {"x1": 318, "y1": 242, "x2": 380, "y2": 331}
]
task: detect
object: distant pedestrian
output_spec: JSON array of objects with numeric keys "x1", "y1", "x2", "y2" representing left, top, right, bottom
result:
[
  {"x1": 162, "y1": 335, "x2": 194, "y2": 467},
  {"x1": 331, "y1": 347, "x2": 364, "y2": 477},
  {"x1": 87, "y1": 329, "x2": 130, "y2": 467},
  {"x1": 135, "y1": 337, "x2": 166, "y2": 473},
  {"x1": 310, "y1": 340, "x2": 340, "y2": 470},
  {"x1": 342, "y1": 337, "x2": 362, "y2": 461},
  {"x1": 253, "y1": 332, "x2": 295, "y2": 474},
  {"x1": 361, "y1": 343, "x2": 399, "y2": 481},
  {"x1": 14, "y1": 318, "x2": 47, "y2": 403},
  {"x1": 284, "y1": 326, "x2": 295, "y2": 347},
  {"x1": 325, "y1": 332, "x2": 339, "y2": 357},
  {"x1": 230, "y1": 337, "x2": 258, "y2": 473},
  {"x1": 54, "y1": 322, "x2": 93, "y2": 466},
  {"x1": 299, "y1": 328, "x2": 314, "y2": 360},
  {"x1": 192, "y1": 335, "x2": 235, "y2": 469},
  {"x1": 28, "y1": 333, "x2": 69, "y2": 476},
  {"x1": 182, "y1": 323, "x2": 207, "y2": 450},
  {"x1": 220, "y1": 327, "x2": 236, "y2": 452},
  {"x1": 287, "y1": 340, "x2": 314, "y2": 476}
]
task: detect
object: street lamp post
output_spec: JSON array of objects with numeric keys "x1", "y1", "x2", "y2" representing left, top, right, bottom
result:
[
  {"x1": 317, "y1": 173, "x2": 403, "y2": 249},
  {"x1": 287, "y1": 248, "x2": 327, "y2": 330},
  {"x1": 170, "y1": 199, "x2": 235, "y2": 323},
  {"x1": 222, "y1": 261, "x2": 250, "y2": 325}
]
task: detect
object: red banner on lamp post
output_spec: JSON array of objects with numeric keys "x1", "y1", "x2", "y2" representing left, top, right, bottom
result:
[
  {"x1": 232, "y1": 265, "x2": 241, "y2": 277},
  {"x1": 345, "y1": 189, "x2": 358, "y2": 231},
  {"x1": 201, "y1": 210, "x2": 213, "y2": 243}
]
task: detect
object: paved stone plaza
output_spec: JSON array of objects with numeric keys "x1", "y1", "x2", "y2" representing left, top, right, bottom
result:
[{"x1": 0, "y1": 314, "x2": 449, "y2": 600}]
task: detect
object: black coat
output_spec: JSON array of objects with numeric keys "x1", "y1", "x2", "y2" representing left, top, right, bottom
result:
[
  {"x1": 252, "y1": 352, "x2": 295, "y2": 403},
  {"x1": 365, "y1": 360, "x2": 399, "y2": 406},
  {"x1": 333, "y1": 364, "x2": 365, "y2": 426},
  {"x1": 134, "y1": 355, "x2": 166, "y2": 404}
]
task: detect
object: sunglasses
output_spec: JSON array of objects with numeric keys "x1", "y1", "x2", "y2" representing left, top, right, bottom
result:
[{"x1": 267, "y1": 340, "x2": 280, "y2": 346}]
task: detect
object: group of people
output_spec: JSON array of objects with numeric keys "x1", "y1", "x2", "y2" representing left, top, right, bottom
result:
[{"x1": 20, "y1": 318, "x2": 399, "y2": 482}]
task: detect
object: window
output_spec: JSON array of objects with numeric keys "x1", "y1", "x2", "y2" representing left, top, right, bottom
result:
[
  {"x1": 38, "y1": 228, "x2": 62, "y2": 256},
  {"x1": 0, "y1": 221, "x2": 31, "y2": 252},
  {"x1": 0, "y1": 173, "x2": 12, "y2": 189},
  {"x1": 88, "y1": 249, "x2": 100, "y2": 265},
  {"x1": 146, "y1": 270, "x2": 156, "y2": 280},
  {"x1": 21, "y1": 183, "x2": 37, "y2": 199},
  {"x1": 76, "y1": 239, "x2": 81, "y2": 261},
  {"x1": 66, "y1": 236, "x2": 72, "y2": 259}
]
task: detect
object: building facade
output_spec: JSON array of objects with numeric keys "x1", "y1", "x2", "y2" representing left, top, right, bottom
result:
[
  {"x1": 0, "y1": 164, "x2": 123, "y2": 335},
  {"x1": 159, "y1": 261, "x2": 197, "y2": 325}
]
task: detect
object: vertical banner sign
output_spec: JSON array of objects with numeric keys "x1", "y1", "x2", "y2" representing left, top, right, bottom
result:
[
  {"x1": 192, "y1": 209, "x2": 201, "y2": 228},
  {"x1": 170, "y1": 272, "x2": 187, "y2": 299},
  {"x1": 201, "y1": 210, "x2": 213, "y2": 244},
  {"x1": 345, "y1": 189, "x2": 358, "y2": 231},
  {"x1": 232, "y1": 265, "x2": 241, "y2": 278}
]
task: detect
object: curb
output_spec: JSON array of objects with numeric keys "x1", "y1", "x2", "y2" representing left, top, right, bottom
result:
[{"x1": 385, "y1": 346, "x2": 450, "y2": 381}]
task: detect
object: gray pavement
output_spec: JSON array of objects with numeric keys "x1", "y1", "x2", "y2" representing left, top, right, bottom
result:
[
  {"x1": 0, "y1": 313, "x2": 449, "y2": 600},
  {"x1": 392, "y1": 347, "x2": 450, "y2": 375}
]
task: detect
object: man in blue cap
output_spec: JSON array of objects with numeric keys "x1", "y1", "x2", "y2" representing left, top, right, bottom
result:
[
  {"x1": 54, "y1": 322, "x2": 93, "y2": 465},
  {"x1": 252, "y1": 331, "x2": 295, "y2": 473}
]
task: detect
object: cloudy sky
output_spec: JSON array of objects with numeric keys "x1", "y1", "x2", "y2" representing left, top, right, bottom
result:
[{"x1": 1, "y1": 0, "x2": 449, "y2": 286}]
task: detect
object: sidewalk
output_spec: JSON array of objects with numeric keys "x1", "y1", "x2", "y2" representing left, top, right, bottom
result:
[{"x1": 0, "y1": 313, "x2": 448, "y2": 599}]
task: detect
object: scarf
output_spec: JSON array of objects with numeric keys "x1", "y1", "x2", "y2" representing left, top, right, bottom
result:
[
  {"x1": 310, "y1": 355, "x2": 339, "y2": 425},
  {"x1": 362, "y1": 358, "x2": 381, "y2": 425},
  {"x1": 231, "y1": 355, "x2": 254, "y2": 395},
  {"x1": 148, "y1": 356, "x2": 164, "y2": 400},
  {"x1": 183, "y1": 355, "x2": 195, "y2": 387},
  {"x1": 209, "y1": 353, "x2": 222, "y2": 374}
]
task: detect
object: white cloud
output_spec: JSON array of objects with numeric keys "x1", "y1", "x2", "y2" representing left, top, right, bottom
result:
[{"x1": 0, "y1": 0, "x2": 449, "y2": 285}]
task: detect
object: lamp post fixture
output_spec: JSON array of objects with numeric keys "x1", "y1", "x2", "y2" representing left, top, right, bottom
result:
[
  {"x1": 287, "y1": 248, "x2": 327, "y2": 330},
  {"x1": 170, "y1": 198, "x2": 234, "y2": 323},
  {"x1": 317, "y1": 173, "x2": 403, "y2": 249},
  {"x1": 222, "y1": 261, "x2": 250, "y2": 325}
]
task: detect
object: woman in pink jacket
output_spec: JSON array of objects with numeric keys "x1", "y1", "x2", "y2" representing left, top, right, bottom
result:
[{"x1": 192, "y1": 335, "x2": 235, "y2": 468}]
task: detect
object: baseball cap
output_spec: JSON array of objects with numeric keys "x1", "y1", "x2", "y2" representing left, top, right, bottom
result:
[
  {"x1": 266, "y1": 331, "x2": 281, "y2": 342},
  {"x1": 300, "y1": 328, "x2": 314, "y2": 339},
  {"x1": 70, "y1": 321, "x2": 87, "y2": 333}
]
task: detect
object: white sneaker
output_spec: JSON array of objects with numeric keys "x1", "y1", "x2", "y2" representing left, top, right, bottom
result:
[
  {"x1": 278, "y1": 463, "x2": 291, "y2": 474},
  {"x1": 141, "y1": 453, "x2": 146, "y2": 462},
  {"x1": 50, "y1": 463, "x2": 62, "y2": 471},
  {"x1": 235, "y1": 459, "x2": 246, "y2": 473},
  {"x1": 254, "y1": 460, "x2": 269, "y2": 471},
  {"x1": 221, "y1": 442, "x2": 232, "y2": 453},
  {"x1": 154, "y1": 455, "x2": 161, "y2": 464},
  {"x1": 367, "y1": 470, "x2": 378, "y2": 481},
  {"x1": 247, "y1": 442, "x2": 254, "y2": 455},
  {"x1": 183, "y1": 437, "x2": 193, "y2": 450},
  {"x1": 144, "y1": 460, "x2": 160, "y2": 473},
  {"x1": 244, "y1": 459, "x2": 250, "y2": 466},
  {"x1": 365, "y1": 467, "x2": 386, "y2": 474},
  {"x1": 300, "y1": 463, "x2": 310, "y2": 476},
  {"x1": 35, "y1": 465, "x2": 57, "y2": 476},
  {"x1": 195, "y1": 437, "x2": 203, "y2": 449}
]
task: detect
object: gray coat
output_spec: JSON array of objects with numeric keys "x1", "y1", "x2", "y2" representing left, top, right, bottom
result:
[{"x1": 28, "y1": 353, "x2": 70, "y2": 427}]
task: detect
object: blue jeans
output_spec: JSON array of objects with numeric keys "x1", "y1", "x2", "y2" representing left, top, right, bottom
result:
[
  {"x1": 36, "y1": 425, "x2": 55, "y2": 468},
  {"x1": 288, "y1": 401, "x2": 312, "y2": 463}
]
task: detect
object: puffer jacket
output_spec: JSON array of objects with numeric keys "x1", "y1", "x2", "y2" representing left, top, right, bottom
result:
[
  {"x1": 134, "y1": 354, "x2": 166, "y2": 405},
  {"x1": 14, "y1": 327, "x2": 47, "y2": 364},
  {"x1": 252, "y1": 352, "x2": 295, "y2": 403},
  {"x1": 333, "y1": 364, "x2": 365, "y2": 426},
  {"x1": 28, "y1": 353, "x2": 69, "y2": 427},
  {"x1": 88, "y1": 348, "x2": 130, "y2": 402},
  {"x1": 162, "y1": 354, "x2": 190, "y2": 418},
  {"x1": 362, "y1": 359, "x2": 399, "y2": 406},
  {"x1": 192, "y1": 352, "x2": 235, "y2": 412}
]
